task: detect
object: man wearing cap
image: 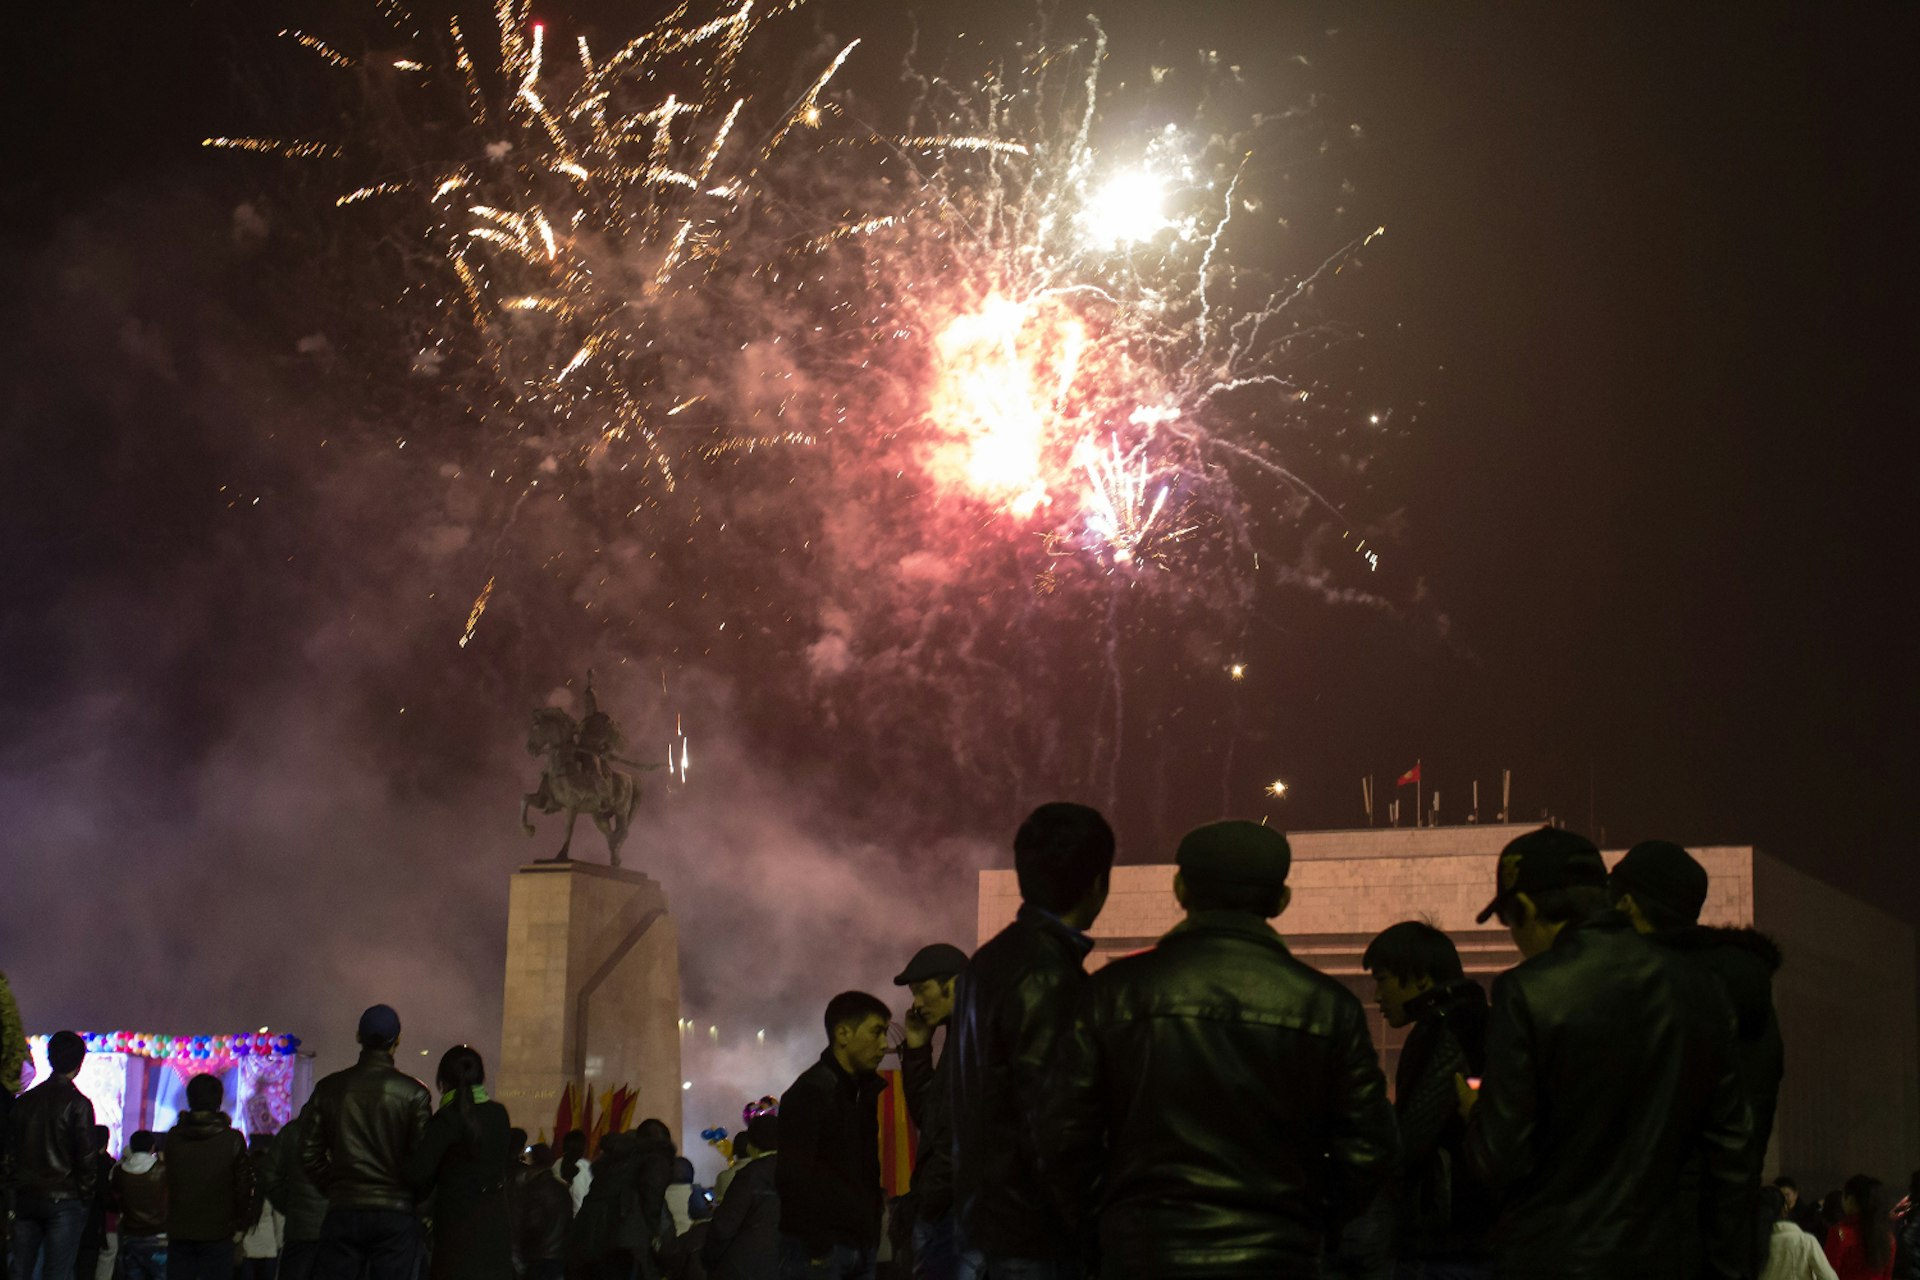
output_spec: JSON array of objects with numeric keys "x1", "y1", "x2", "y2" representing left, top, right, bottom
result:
[
  {"x1": 298, "y1": 1004, "x2": 432, "y2": 1280},
  {"x1": 1609, "y1": 839, "x2": 1784, "y2": 1186},
  {"x1": 894, "y1": 943, "x2": 977, "y2": 1280},
  {"x1": 1038, "y1": 821, "x2": 1398, "y2": 1278},
  {"x1": 950, "y1": 802, "x2": 1116, "y2": 1279},
  {"x1": 1462, "y1": 827, "x2": 1752, "y2": 1280}
]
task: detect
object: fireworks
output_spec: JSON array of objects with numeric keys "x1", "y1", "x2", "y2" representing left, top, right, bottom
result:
[
  {"x1": 838, "y1": 19, "x2": 1387, "y2": 582},
  {"x1": 213, "y1": 0, "x2": 862, "y2": 489}
]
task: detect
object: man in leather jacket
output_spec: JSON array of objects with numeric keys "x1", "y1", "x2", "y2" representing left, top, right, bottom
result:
[
  {"x1": 893, "y1": 942, "x2": 976, "y2": 1280},
  {"x1": 949, "y1": 802, "x2": 1116, "y2": 1279},
  {"x1": 1609, "y1": 839, "x2": 1785, "y2": 1182},
  {"x1": 1364, "y1": 921, "x2": 1493, "y2": 1273},
  {"x1": 298, "y1": 1003, "x2": 431, "y2": 1280},
  {"x1": 1462, "y1": 827, "x2": 1751, "y2": 1280},
  {"x1": 1038, "y1": 821, "x2": 1399, "y2": 1280},
  {"x1": 5, "y1": 1029, "x2": 97, "y2": 1280}
]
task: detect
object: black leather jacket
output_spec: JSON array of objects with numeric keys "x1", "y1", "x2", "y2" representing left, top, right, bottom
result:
[
  {"x1": 511, "y1": 1164, "x2": 573, "y2": 1265},
  {"x1": 6, "y1": 1075, "x2": 97, "y2": 1203},
  {"x1": 776, "y1": 1050, "x2": 886, "y2": 1253},
  {"x1": 298, "y1": 1047, "x2": 432, "y2": 1212},
  {"x1": 949, "y1": 903, "x2": 1094, "y2": 1261},
  {"x1": 1038, "y1": 910, "x2": 1399, "y2": 1279},
  {"x1": 1464, "y1": 912, "x2": 1751, "y2": 1280},
  {"x1": 1393, "y1": 979, "x2": 1493, "y2": 1260},
  {"x1": 900, "y1": 1036, "x2": 954, "y2": 1221}
]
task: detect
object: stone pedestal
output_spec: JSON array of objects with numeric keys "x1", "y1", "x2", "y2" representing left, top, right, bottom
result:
[{"x1": 498, "y1": 861, "x2": 682, "y2": 1144}]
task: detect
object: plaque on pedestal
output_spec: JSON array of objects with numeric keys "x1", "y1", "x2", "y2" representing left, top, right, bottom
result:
[{"x1": 497, "y1": 861, "x2": 682, "y2": 1143}]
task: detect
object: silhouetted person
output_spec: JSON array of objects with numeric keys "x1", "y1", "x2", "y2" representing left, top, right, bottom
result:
[
  {"x1": 7, "y1": 1029, "x2": 98, "y2": 1280},
  {"x1": 1892, "y1": 1172, "x2": 1920, "y2": 1280},
  {"x1": 559, "y1": 1129, "x2": 592, "y2": 1213},
  {"x1": 408, "y1": 1046, "x2": 515, "y2": 1280},
  {"x1": 264, "y1": 1106, "x2": 328, "y2": 1280},
  {"x1": 237, "y1": 1131, "x2": 286, "y2": 1278},
  {"x1": 1364, "y1": 920, "x2": 1493, "y2": 1275},
  {"x1": 704, "y1": 1113, "x2": 780, "y2": 1280},
  {"x1": 950, "y1": 802, "x2": 1116, "y2": 1279},
  {"x1": 573, "y1": 1117, "x2": 675, "y2": 1280},
  {"x1": 114, "y1": 1129, "x2": 169, "y2": 1280},
  {"x1": 892, "y1": 943, "x2": 974, "y2": 1280},
  {"x1": 511, "y1": 1143, "x2": 572, "y2": 1280},
  {"x1": 1462, "y1": 827, "x2": 1751, "y2": 1280},
  {"x1": 1610, "y1": 840, "x2": 1785, "y2": 1182},
  {"x1": 1040, "y1": 821, "x2": 1398, "y2": 1279},
  {"x1": 298, "y1": 1003, "x2": 432, "y2": 1280},
  {"x1": 167, "y1": 1072, "x2": 256, "y2": 1280},
  {"x1": 1826, "y1": 1176, "x2": 1895, "y2": 1280},
  {"x1": 74, "y1": 1123, "x2": 114, "y2": 1280},
  {"x1": 776, "y1": 991, "x2": 892, "y2": 1279}
]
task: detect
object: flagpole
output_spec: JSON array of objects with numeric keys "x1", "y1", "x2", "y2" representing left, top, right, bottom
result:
[{"x1": 1416, "y1": 759, "x2": 1422, "y2": 829}]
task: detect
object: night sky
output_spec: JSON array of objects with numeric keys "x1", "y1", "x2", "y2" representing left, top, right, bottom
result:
[{"x1": 5, "y1": 1, "x2": 1916, "y2": 1118}]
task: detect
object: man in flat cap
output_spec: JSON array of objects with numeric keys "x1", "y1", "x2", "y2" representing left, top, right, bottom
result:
[
  {"x1": 1037, "y1": 820, "x2": 1397, "y2": 1279},
  {"x1": 894, "y1": 943, "x2": 978, "y2": 1280},
  {"x1": 1462, "y1": 827, "x2": 1752, "y2": 1280},
  {"x1": 1609, "y1": 839, "x2": 1784, "y2": 1191}
]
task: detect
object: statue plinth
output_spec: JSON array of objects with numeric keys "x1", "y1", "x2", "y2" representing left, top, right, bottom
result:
[{"x1": 497, "y1": 861, "x2": 682, "y2": 1144}]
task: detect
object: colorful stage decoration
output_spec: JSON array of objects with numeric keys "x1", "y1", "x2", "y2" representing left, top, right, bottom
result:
[
  {"x1": 23, "y1": 1030, "x2": 304, "y2": 1156},
  {"x1": 548, "y1": 1081, "x2": 640, "y2": 1158}
]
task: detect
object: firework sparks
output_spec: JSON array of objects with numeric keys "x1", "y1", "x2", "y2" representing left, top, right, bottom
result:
[
  {"x1": 457, "y1": 575, "x2": 496, "y2": 648},
  {"x1": 1267, "y1": 779, "x2": 1289, "y2": 798},
  {"x1": 217, "y1": 0, "x2": 867, "y2": 490}
]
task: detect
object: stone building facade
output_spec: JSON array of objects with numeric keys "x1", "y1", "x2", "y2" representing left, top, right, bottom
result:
[{"x1": 975, "y1": 823, "x2": 1917, "y2": 1194}]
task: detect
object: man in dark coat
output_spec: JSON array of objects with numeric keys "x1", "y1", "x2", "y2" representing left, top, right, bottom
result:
[
  {"x1": 1364, "y1": 920, "x2": 1494, "y2": 1273},
  {"x1": 298, "y1": 1003, "x2": 432, "y2": 1280},
  {"x1": 1462, "y1": 827, "x2": 1752, "y2": 1280},
  {"x1": 4, "y1": 1029, "x2": 98, "y2": 1280},
  {"x1": 1039, "y1": 820, "x2": 1399, "y2": 1280},
  {"x1": 704, "y1": 1113, "x2": 781, "y2": 1280},
  {"x1": 1609, "y1": 840, "x2": 1785, "y2": 1177},
  {"x1": 776, "y1": 990, "x2": 892, "y2": 1279},
  {"x1": 893, "y1": 942, "x2": 975, "y2": 1280},
  {"x1": 166, "y1": 1072, "x2": 257, "y2": 1280},
  {"x1": 74, "y1": 1124, "x2": 115, "y2": 1280},
  {"x1": 113, "y1": 1129, "x2": 169, "y2": 1280},
  {"x1": 949, "y1": 802, "x2": 1115, "y2": 1280}
]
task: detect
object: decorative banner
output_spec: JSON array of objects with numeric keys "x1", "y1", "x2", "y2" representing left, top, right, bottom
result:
[{"x1": 875, "y1": 1068, "x2": 916, "y2": 1199}]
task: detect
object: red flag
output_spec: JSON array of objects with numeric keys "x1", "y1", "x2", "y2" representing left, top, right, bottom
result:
[{"x1": 1397, "y1": 764, "x2": 1421, "y2": 786}]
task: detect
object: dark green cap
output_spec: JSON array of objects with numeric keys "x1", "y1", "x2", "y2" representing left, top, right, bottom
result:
[{"x1": 1176, "y1": 820, "x2": 1292, "y2": 888}]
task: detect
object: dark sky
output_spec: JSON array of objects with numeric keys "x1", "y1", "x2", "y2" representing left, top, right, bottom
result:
[{"x1": 4, "y1": 0, "x2": 1917, "y2": 1102}]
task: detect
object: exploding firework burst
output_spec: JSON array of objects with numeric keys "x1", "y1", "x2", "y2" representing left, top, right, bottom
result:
[
  {"x1": 210, "y1": 0, "x2": 861, "y2": 490},
  {"x1": 835, "y1": 20, "x2": 1385, "y2": 582}
]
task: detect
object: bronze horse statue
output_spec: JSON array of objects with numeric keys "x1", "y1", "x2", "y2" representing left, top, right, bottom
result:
[{"x1": 521, "y1": 677, "x2": 659, "y2": 867}]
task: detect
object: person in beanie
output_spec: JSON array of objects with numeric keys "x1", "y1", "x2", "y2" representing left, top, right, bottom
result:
[
  {"x1": 1040, "y1": 821, "x2": 1399, "y2": 1279},
  {"x1": 1462, "y1": 826, "x2": 1752, "y2": 1280},
  {"x1": 776, "y1": 991, "x2": 892, "y2": 1280},
  {"x1": 113, "y1": 1130, "x2": 169, "y2": 1280},
  {"x1": 893, "y1": 942, "x2": 977, "y2": 1280},
  {"x1": 166, "y1": 1071, "x2": 256, "y2": 1280},
  {"x1": 1363, "y1": 921, "x2": 1494, "y2": 1274},
  {"x1": 6, "y1": 1029, "x2": 98, "y2": 1280},
  {"x1": 949, "y1": 802, "x2": 1116, "y2": 1279},
  {"x1": 298, "y1": 1003, "x2": 431, "y2": 1280},
  {"x1": 1610, "y1": 839, "x2": 1785, "y2": 1182}
]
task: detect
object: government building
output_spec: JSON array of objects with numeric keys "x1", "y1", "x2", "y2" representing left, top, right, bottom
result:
[{"x1": 976, "y1": 823, "x2": 1917, "y2": 1194}]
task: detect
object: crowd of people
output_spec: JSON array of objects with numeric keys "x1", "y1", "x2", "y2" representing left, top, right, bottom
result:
[{"x1": 4, "y1": 807, "x2": 1918, "y2": 1280}]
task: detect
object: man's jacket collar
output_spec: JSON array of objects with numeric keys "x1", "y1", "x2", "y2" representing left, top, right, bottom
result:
[
  {"x1": 1162, "y1": 909, "x2": 1292, "y2": 953},
  {"x1": 815, "y1": 1047, "x2": 887, "y2": 1100},
  {"x1": 1016, "y1": 903, "x2": 1095, "y2": 959}
]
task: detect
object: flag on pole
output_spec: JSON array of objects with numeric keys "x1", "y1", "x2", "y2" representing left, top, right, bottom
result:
[{"x1": 1397, "y1": 763, "x2": 1421, "y2": 786}]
